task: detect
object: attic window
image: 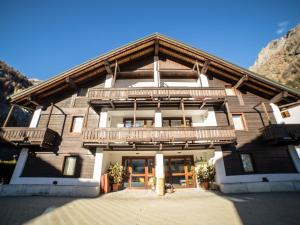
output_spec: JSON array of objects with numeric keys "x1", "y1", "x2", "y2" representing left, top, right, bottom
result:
[
  {"x1": 77, "y1": 88, "x2": 88, "y2": 97},
  {"x1": 225, "y1": 85, "x2": 236, "y2": 96},
  {"x1": 281, "y1": 109, "x2": 290, "y2": 118}
]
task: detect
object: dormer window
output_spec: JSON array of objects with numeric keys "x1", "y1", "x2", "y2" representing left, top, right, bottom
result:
[{"x1": 225, "y1": 85, "x2": 236, "y2": 96}]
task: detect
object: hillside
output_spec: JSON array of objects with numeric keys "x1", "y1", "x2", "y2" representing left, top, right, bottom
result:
[
  {"x1": 250, "y1": 24, "x2": 300, "y2": 90},
  {"x1": 0, "y1": 61, "x2": 33, "y2": 126}
]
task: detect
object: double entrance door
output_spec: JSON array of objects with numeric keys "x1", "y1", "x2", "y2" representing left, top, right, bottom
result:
[{"x1": 122, "y1": 155, "x2": 195, "y2": 189}]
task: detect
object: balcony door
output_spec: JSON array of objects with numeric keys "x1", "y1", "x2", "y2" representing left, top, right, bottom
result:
[
  {"x1": 164, "y1": 156, "x2": 195, "y2": 188},
  {"x1": 123, "y1": 157, "x2": 155, "y2": 189}
]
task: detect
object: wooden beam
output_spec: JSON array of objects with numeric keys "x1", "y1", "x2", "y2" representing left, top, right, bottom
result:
[
  {"x1": 279, "y1": 100, "x2": 300, "y2": 109},
  {"x1": 157, "y1": 99, "x2": 161, "y2": 110},
  {"x1": 261, "y1": 102, "x2": 272, "y2": 125},
  {"x1": 201, "y1": 60, "x2": 210, "y2": 75},
  {"x1": 3, "y1": 104, "x2": 15, "y2": 127},
  {"x1": 112, "y1": 60, "x2": 118, "y2": 87},
  {"x1": 65, "y1": 77, "x2": 77, "y2": 90},
  {"x1": 45, "y1": 103, "x2": 54, "y2": 128},
  {"x1": 234, "y1": 74, "x2": 248, "y2": 89},
  {"x1": 224, "y1": 101, "x2": 233, "y2": 126},
  {"x1": 104, "y1": 61, "x2": 113, "y2": 74},
  {"x1": 181, "y1": 99, "x2": 186, "y2": 127},
  {"x1": 133, "y1": 100, "x2": 137, "y2": 127},
  {"x1": 270, "y1": 91, "x2": 289, "y2": 103},
  {"x1": 199, "y1": 101, "x2": 206, "y2": 110},
  {"x1": 154, "y1": 40, "x2": 159, "y2": 56},
  {"x1": 84, "y1": 105, "x2": 90, "y2": 128}
]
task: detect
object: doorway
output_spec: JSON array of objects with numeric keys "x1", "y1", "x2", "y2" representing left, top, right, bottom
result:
[
  {"x1": 122, "y1": 157, "x2": 155, "y2": 189},
  {"x1": 164, "y1": 156, "x2": 195, "y2": 188}
]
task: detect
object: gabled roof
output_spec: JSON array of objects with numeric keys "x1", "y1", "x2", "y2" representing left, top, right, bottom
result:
[{"x1": 10, "y1": 33, "x2": 300, "y2": 106}]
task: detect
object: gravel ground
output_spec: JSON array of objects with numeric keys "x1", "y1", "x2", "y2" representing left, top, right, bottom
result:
[{"x1": 0, "y1": 189, "x2": 300, "y2": 225}]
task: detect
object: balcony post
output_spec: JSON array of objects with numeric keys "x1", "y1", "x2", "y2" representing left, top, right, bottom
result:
[
  {"x1": 133, "y1": 100, "x2": 137, "y2": 127},
  {"x1": 181, "y1": 99, "x2": 186, "y2": 127},
  {"x1": 154, "y1": 56, "x2": 160, "y2": 87},
  {"x1": 261, "y1": 102, "x2": 272, "y2": 125},
  {"x1": 155, "y1": 110, "x2": 162, "y2": 127},
  {"x1": 3, "y1": 104, "x2": 15, "y2": 127},
  {"x1": 224, "y1": 101, "x2": 234, "y2": 126},
  {"x1": 84, "y1": 104, "x2": 90, "y2": 128},
  {"x1": 45, "y1": 103, "x2": 54, "y2": 128}
]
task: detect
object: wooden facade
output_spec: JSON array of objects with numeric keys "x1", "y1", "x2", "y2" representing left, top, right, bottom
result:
[{"x1": 1, "y1": 33, "x2": 300, "y2": 182}]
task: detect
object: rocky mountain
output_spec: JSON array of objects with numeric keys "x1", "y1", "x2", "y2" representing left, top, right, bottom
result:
[
  {"x1": 250, "y1": 24, "x2": 300, "y2": 90},
  {"x1": 0, "y1": 61, "x2": 33, "y2": 126}
]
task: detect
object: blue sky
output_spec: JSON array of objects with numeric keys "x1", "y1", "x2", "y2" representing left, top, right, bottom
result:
[{"x1": 1, "y1": 0, "x2": 300, "y2": 80}]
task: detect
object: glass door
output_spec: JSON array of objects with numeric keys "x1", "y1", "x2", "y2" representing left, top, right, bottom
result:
[
  {"x1": 164, "y1": 156, "x2": 195, "y2": 188},
  {"x1": 123, "y1": 157, "x2": 155, "y2": 189}
]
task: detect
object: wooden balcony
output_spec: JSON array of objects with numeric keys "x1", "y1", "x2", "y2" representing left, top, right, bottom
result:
[
  {"x1": 260, "y1": 124, "x2": 300, "y2": 144},
  {"x1": 82, "y1": 126, "x2": 236, "y2": 149},
  {"x1": 88, "y1": 87, "x2": 226, "y2": 108},
  {"x1": 0, "y1": 127, "x2": 59, "y2": 148},
  {"x1": 88, "y1": 87, "x2": 226, "y2": 100}
]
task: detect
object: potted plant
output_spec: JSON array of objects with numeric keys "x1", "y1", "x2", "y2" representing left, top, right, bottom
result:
[
  {"x1": 195, "y1": 161, "x2": 215, "y2": 190},
  {"x1": 107, "y1": 162, "x2": 128, "y2": 191}
]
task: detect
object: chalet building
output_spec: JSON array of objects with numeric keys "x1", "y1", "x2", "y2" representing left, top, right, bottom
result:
[{"x1": 1, "y1": 33, "x2": 300, "y2": 196}]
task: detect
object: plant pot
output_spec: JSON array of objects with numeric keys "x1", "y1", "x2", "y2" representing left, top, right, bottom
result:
[
  {"x1": 200, "y1": 181, "x2": 209, "y2": 190},
  {"x1": 112, "y1": 183, "x2": 122, "y2": 192}
]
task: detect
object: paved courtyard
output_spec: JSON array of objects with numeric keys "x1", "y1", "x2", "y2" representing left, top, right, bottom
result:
[{"x1": 0, "y1": 189, "x2": 300, "y2": 225}]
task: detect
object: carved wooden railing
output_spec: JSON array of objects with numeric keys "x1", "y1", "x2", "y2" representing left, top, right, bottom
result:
[
  {"x1": 260, "y1": 124, "x2": 300, "y2": 144},
  {"x1": 88, "y1": 87, "x2": 226, "y2": 100},
  {"x1": 0, "y1": 127, "x2": 59, "y2": 148},
  {"x1": 82, "y1": 126, "x2": 236, "y2": 145}
]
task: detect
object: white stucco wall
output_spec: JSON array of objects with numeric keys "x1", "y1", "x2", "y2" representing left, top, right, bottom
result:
[
  {"x1": 270, "y1": 103, "x2": 300, "y2": 124},
  {"x1": 114, "y1": 79, "x2": 156, "y2": 88}
]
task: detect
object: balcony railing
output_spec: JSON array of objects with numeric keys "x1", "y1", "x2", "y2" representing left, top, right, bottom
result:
[
  {"x1": 88, "y1": 87, "x2": 226, "y2": 100},
  {"x1": 82, "y1": 126, "x2": 236, "y2": 147},
  {"x1": 0, "y1": 127, "x2": 59, "y2": 148},
  {"x1": 260, "y1": 124, "x2": 300, "y2": 144}
]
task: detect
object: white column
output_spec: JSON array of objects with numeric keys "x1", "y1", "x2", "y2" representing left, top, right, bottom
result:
[
  {"x1": 200, "y1": 73, "x2": 209, "y2": 87},
  {"x1": 29, "y1": 108, "x2": 42, "y2": 128},
  {"x1": 155, "y1": 152, "x2": 164, "y2": 194},
  {"x1": 155, "y1": 111, "x2": 162, "y2": 127},
  {"x1": 154, "y1": 56, "x2": 160, "y2": 87},
  {"x1": 104, "y1": 74, "x2": 113, "y2": 88},
  {"x1": 213, "y1": 146, "x2": 227, "y2": 184},
  {"x1": 10, "y1": 148, "x2": 29, "y2": 184},
  {"x1": 270, "y1": 103, "x2": 284, "y2": 124},
  {"x1": 99, "y1": 109, "x2": 108, "y2": 128},
  {"x1": 288, "y1": 145, "x2": 300, "y2": 173},
  {"x1": 93, "y1": 148, "x2": 104, "y2": 182}
]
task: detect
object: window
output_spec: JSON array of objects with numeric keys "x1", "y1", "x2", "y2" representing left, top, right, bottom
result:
[
  {"x1": 232, "y1": 114, "x2": 246, "y2": 130},
  {"x1": 77, "y1": 88, "x2": 88, "y2": 97},
  {"x1": 162, "y1": 118, "x2": 191, "y2": 127},
  {"x1": 123, "y1": 118, "x2": 153, "y2": 128},
  {"x1": 225, "y1": 85, "x2": 236, "y2": 96},
  {"x1": 281, "y1": 110, "x2": 290, "y2": 118},
  {"x1": 240, "y1": 154, "x2": 254, "y2": 173},
  {"x1": 71, "y1": 116, "x2": 84, "y2": 133},
  {"x1": 63, "y1": 156, "x2": 77, "y2": 176}
]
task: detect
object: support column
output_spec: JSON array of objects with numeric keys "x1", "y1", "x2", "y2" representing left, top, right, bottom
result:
[
  {"x1": 288, "y1": 145, "x2": 300, "y2": 173},
  {"x1": 261, "y1": 102, "x2": 272, "y2": 125},
  {"x1": 213, "y1": 146, "x2": 226, "y2": 185},
  {"x1": 154, "y1": 56, "x2": 160, "y2": 87},
  {"x1": 3, "y1": 104, "x2": 15, "y2": 127},
  {"x1": 155, "y1": 110, "x2": 162, "y2": 127},
  {"x1": 93, "y1": 148, "x2": 104, "y2": 182},
  {"x1": 224, "y1": 101, "x2": 234, "y2": 126},
  {"x1": 45, "y1": 103, "x2": 54, "y2": 128},
  {"x1": 155, "y1": 152, "x2": 165, "y2": 195},
  {"x1": 10, "y1": 148, "x2": 29, "y2": 184},
  {"x1": 99, "y1": 109, "x2": 108, "y2": 128},
  {"x1": 29, "y1": 106, "x2": 42, "y2": 128}
]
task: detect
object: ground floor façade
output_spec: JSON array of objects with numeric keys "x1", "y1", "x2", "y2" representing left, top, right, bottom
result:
[{"x1": 2, "y1": 144, "x2": 300, "y2": 197}]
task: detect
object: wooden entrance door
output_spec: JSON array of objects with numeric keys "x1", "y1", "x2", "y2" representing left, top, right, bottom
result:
[
  {"x1": 122, "y1": 157, "x2": 155, "y2": 189},
  {"x1": 164, "y1": 156, "x2": 195, "y2": 188}
]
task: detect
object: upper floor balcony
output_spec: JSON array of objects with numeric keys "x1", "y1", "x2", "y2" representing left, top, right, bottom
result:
[
  {"x1": 81, "y1": 126, "x2": 236, "y2": 149},
  {"x1": 87, "y1": 87, "x2": 226, "y2": 108},
  {"x1": 0, "y1": 127, "x2": 59, "y2": 149},
  {"x1": 260, "y1": 124, "x2": 300, "y2": 144}
]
